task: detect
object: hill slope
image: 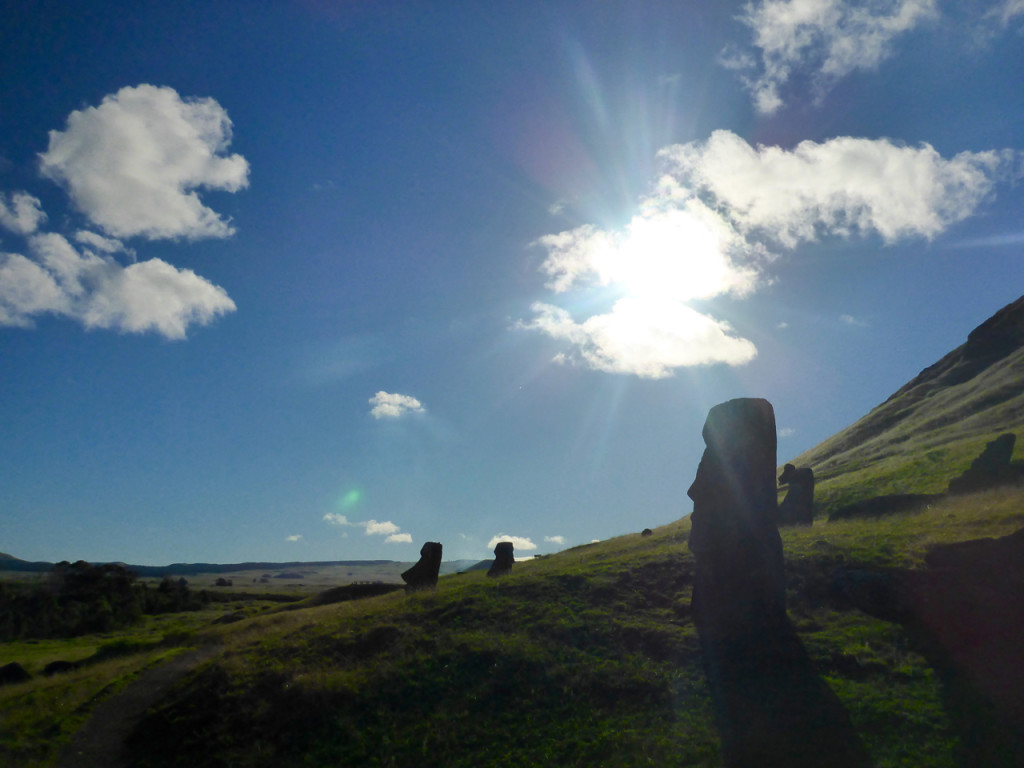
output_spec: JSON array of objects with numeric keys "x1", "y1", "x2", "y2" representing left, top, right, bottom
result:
[{"x1": 786, "y1": 294, "x2": 1024, "y2": 507}]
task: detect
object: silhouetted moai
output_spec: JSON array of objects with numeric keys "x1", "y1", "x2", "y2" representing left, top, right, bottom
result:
[
  {"x1": 688, "y1": 398, "x2": 869, "y2": 768},
  {"x1": 401, "y1": 541, "x2": 443, "y2": 591},
  {"x1": 487, "y1": 541, "x2": 514, "y2": 577},
  {"x1": 778, "y1": 463, "x2": 815, "y2": 526}
]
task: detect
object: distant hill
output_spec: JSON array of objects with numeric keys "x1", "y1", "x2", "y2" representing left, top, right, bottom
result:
[
  {"x1": 786, "y1": 294, "x2": 1024, "y2": 507},
  {"x1": 0, "y1": 557, "x2": 397, "y2": 576},
  {"x1": 0, "y1": 556, "x2": 485, "y2": 577}
]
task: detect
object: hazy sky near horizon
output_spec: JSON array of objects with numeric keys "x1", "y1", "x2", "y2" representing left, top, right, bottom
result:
[{"x1": 2, "y1": 0, "x2": 1023, "y2": 565}]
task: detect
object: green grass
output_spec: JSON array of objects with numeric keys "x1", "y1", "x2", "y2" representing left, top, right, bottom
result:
[
  {"x1": 112, "y1": 483, "x2": 1024, "y2": 768},
  {"x1": 5, "y1": 480, "x2": 1022, "y2": 766},
  {"x1": 0, "y1": 602, "x2": 281, "y2": 768}
]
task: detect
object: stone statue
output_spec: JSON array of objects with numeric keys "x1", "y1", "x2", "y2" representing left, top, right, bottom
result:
[
  {"x1": 487, "y1": 541, "x2": 514, "y2": 577},
  {"x1": 401, "y1": 542, "x2": 443, "y2": 591},
  {"x1": 778, "y1": 463, "x2": 815, "y2": 526},
  {"x1": 688, "y1": 398, "x2": 869, "y2": 768}
]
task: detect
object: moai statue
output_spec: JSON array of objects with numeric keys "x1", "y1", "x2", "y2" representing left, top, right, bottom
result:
[
  {"x1": 688, "y1": 398, "x2": 869, "y2": 768},
  {"x1": 487, "y1": 541, "x2": 514, "y2": 577},
  {"x1": 401, "y1": 542, "x2": 443, "y2": 591},
  {"x1": 778, "y1": 463, "x2": 815, "y2": 526}
]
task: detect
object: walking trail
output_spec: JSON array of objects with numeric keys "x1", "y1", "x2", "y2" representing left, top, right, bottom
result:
[{"x1": 57, "y1": 644, "x2": 221, "y2": 768}]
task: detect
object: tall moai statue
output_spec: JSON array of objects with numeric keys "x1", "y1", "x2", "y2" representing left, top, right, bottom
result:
[
  {"x1": 687, "y1": 398, "x2": 869, "y2": 768},
  {"x1": 401, "y1": 541, "x2": 443, "y2": 591},
  {"x1": 777, "y1": 463, "x2": 815, "y2": 526},
  {"x1": 487, "y1": 541, "x2": 514, "y2": 577}
]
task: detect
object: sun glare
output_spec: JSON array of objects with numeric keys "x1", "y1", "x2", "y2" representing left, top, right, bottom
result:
[{"x1": 597, "y1": 209, "x2": 734, "y2": 303}]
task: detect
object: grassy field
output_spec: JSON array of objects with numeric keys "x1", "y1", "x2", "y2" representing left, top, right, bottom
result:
[
  {"x1": 4, "y1": 410, "x2": 1022, "y2": 766},
  {"x1": 92, "y1": 478, "x2": 1015, "y2": 768}
]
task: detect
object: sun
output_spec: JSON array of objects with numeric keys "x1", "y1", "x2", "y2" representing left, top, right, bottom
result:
[{"x1": 596, "y1": 207, "x2": 740, "y2": 303}]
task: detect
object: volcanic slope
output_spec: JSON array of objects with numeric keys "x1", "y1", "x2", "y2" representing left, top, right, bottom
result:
[{"x1": 785, "y1": 294, "x2": 1024, "y2": 508}]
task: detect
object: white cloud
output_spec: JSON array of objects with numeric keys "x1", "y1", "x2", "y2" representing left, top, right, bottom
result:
[
  {"x1": 369, "y1": 391, "x2": 425, "y2": 419},
  {"x1": 728, "y1": 0, "x2": 938, "y2": 114},
  {"x1": 544, "y1": 535, "x2": 565, "y2": 545},
  {"x1": 0, "y1": 234, "x2": 235, "y2": 337},
  {"x1": 840, "y1": 313, "x2": 868, "y2": 326},
  {"x1": 0, "y1": 192, "x2": 46, "y2": 235},
  {"x1": 0, "y1": 252, "x2": 68, "y2": 326},
  {"x1": 364, "y1": 519, "x2": 400, "y2": 536},
  {"x1": 661, "y1": 131, "x2": 1011, "y2": 247},
  {"x1": 778, "y1": 427, "x2": 796, "y2": 438},
  {"x1": 285, "y1": 534, "x2": 303, "y2": 542},
  {"x1": 520, "y1": 299, "x2": 757, "y2": 378},
  {"x1": 323, "y1": 512, "x2": 350, "y2": 526},
  {"x1": 522, "y1": 130, "x2": 1013, "y2": 379},
  {"x1": 487, "y1": 534, "x2": 537, "y2": 551},
  {"x1": 74, "y1": 230, "x2": 133, "y2": 257},
  {"x1": 39, "y1": 84, "x2": 249, "y2": 240},
  {"x1": 323, "y1": 512, "x2": 410, "y2": 541}
]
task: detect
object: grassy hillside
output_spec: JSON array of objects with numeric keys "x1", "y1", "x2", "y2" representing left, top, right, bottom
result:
[
  {"x1": 108, "y1": 480, "x2": 1020, "y2": 768},
  {"x1": 784, "y1": 295, "x2": 1024, "y2": 509}
]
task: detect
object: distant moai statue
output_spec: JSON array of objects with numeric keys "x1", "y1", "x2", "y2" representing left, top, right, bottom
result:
[
  {"x1": 777, "y1": 463, "x2": 815, "y2": 526},
  {"x1": 402, "y1": 541, "x2": 443, "y2": 591},
  {"x1": 688, "y1": 398, "x2": 869, "y2": 768},
  {"x1": 487, "y1": 541, "x2": 514, "y2": 577}
]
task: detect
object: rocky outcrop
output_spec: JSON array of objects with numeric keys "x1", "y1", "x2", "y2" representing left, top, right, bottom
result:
[
  {"x1": 688, "y1": 398, "x2": 869, "y2": 768},
  {"x1": 777, "y1": 464, "x2": 815, "y2": 526},
  {"x1": 487, "y1": 542, "x2": 514, "y2": 577},
  {"x1": 401, "y1": 542, "x2": 443, "y2": 591}
]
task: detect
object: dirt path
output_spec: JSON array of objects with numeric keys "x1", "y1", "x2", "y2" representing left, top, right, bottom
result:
[{"x1": 57, "y1": 645, "x2": 221, "y2": 768}]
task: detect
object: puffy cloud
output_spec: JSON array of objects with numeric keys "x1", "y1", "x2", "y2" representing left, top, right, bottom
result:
[
  {"x1": 523, "y1": 130, "x2": 1013, "y2": 379},
  {"x1": 323, "y1": 512, "x2": 350, "y2": 526},
  {"x1": 323, "y1": 512, "x2": 409, "y2": 541},
  {"x1": 364, "y1": 519, "x2": 400, "y2": 536},
  {"x1": 487, "y1": 534, "x2": 537, "y2": 551},
  {"x1": 661, "y1": 131, "x2": 1009, "y2": 247},
  {"x1": 544, "y1": 535, "x2": 565, "y2": 545},
  {"x1": 285, "y1": 534, "x2": 303, "y2": 542},
  {"x1": 369, "y1": 391, "x2": 425, "y2": 419},
  {"x1": 0, "y1": 234, "x2": 235, "y2": 337},
  {"x1": 0, "y1": 86, "x2": 244, "y2": 339},
  {"x1": 520, "y1": 299, "x2": 757, "y2": 378},
  {"x1": 0, "y1": 252, "x2": 68, "y2": 326},
  {"x1": 0, "y1": 192, "x2": 46, "y2": 235},
  {"x1": 726, "y1": 0, "x2": 938, "y2": 114},
  {"x1": 39, "y1": 84, "x2": 249, "y2": 240},
  {"x1": 74, "y1": 230, "x2": 133, "y2": 256},
  {"x1": 840, "y1": 313, "x2": 868, "y2": 326}
]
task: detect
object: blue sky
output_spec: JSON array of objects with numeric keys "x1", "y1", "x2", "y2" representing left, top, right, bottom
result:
[{"x1": 1, "y1": 0, "x2": 1022, "y2": 565}]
